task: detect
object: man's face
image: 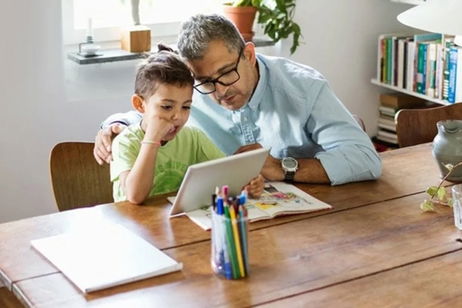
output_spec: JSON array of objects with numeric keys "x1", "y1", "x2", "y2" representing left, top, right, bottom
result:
[{"x1": 187, "y1": 40, "x2": 258, "y2": 111}]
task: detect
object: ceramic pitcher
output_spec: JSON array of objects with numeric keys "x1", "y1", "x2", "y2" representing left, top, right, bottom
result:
[{"x1": 432, "y1": 120, "x2": 462, "y2": 181}]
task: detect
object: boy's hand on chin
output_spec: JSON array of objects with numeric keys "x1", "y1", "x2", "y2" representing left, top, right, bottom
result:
[{"x1": 144, "y1": 113, "x2": 175, "y2": 142}]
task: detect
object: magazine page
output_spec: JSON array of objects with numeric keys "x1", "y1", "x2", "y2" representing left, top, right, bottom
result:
[
  {"x1": 186, "y1": 206, "x2": 213, "y2": 231},
  {"x1": 246, "y1": 182, "x2": 332, "y2": 219},
  {"x1": 184, "y1": 182, "x2": 332, "y2": 230}
]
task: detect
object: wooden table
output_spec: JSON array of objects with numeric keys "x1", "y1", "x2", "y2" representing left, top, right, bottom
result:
[{"x1": 2, "y1": 143, "x2": 461, "y2": 307}]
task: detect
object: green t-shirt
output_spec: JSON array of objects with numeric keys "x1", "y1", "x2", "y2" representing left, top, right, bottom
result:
[{"x1": 110, "y1": 124, "x2": 225, "y2": 202}]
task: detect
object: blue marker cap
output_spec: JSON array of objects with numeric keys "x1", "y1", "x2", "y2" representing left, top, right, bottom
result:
[
  {"x1": 239, "y1": 190, "x2": 247, "y2": 205},
  {"x1": 216, "y1": 196, "x2": 224, "y2": 215}
]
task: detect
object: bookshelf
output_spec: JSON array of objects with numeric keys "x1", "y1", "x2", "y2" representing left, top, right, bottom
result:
[
  {"x1": 371, "y1": 78, "x2": 448, "y2": 105},
  {"x1": 371, "y1": 31, "x2": 462, "y2": 106}
]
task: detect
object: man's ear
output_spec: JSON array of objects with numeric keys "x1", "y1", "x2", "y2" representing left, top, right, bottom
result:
[
  {"x1": 131, "y1": 94, "x2": 145, "y2": 113},
  {"x1": 244, "y1": 42, "x2": 257, "y2": 65}
]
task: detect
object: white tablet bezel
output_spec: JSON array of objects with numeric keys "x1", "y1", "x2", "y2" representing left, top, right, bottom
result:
[{"x1": 169, "y1": 148, "x2": 269, "y2": 216}]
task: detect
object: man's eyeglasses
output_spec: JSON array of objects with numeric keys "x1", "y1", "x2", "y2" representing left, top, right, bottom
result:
[{"x1": 193, "y1": 48, "x2": 243, "y2": 95}]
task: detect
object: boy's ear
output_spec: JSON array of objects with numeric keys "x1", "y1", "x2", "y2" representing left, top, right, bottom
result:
[{"x1": 131, "y1": 94, "x2": 145, "y2": 113}]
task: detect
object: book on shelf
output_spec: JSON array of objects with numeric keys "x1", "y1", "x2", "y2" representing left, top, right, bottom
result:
[
  {"x1": 397, "y1": 37, "x2": 413, "y2": 89},
  {"x1": 375, "y1": 32, "x2": 459, "y2": 102},
  {"x1": 378, "y1": 114, "x2": 396, "y2": 132},
  {"x1": 448, "y1": 46, "x2": 462, "y2": 103},
  {"x1": 397, "y1": 38, "x2": 405, "y2": 88},
  {"x1": 379, "y1": 93, "x2": 427, "y2": 109},
  {"x1": 378, "y1": 105, "x2": 397, "y2": 117},
  {"x1": 406, "y1": 40, "x2": 416, "y2": 91},
  {"x1": 442, "y1": 37, "x2": 455, "y2": 100},
  {"x1": 31, "y1": 223, "x2": 183, "y2": 293},
  {"x1": 435, "y1": 42, "x2": 444, "y2": 100},
  {"x1": 377, "y1": 33, "x2": 412, "y2": 84},
  {"x1": 416, "y1": 41, "x2": 428, "y2": 94},
  {"x1": 425, "y1": 41, "x2": 437, "y2": 97},
  {"x1": 375, "y1": 93, "x2": 431, "y2": 146},
  {"x1": 183, "y1": 182, "x2": 332, "y2": 231},
  {"x1": 376, "y1": 129, "x2": 398, "y2": 145}
]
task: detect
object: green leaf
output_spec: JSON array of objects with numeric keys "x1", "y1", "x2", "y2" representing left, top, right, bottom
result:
[
  {"x1": 448, "y1": 198, "x2": 454, "y2": 207},
  {"x1": 426, "y1": 186, "x2": 439, "y2": 197},
  {"x1": 420, "y1": 200, "x2": 435, "y2": 212},
  {"x1": 251, "y1": 0, "x2": 262, "y2": 7},
  {"x1": 437, "y1": 187, "x2": 447, "y2": 201},
  {"x1": 254, "y1": 0, "x2": 303, "y2": 53}
]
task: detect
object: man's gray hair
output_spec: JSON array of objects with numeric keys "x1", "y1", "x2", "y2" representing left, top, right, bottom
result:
[{"x1": 177, "y1": 14, "x2": 245, "y2": 61}]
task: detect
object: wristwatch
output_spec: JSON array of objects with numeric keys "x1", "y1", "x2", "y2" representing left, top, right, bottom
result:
[{"x1": 281, "y1": 157, "x2": 298, "y2": 182}]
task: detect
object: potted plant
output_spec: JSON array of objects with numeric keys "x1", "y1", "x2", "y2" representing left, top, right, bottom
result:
[{"x1": 223, "y1": 0, "x2": 302, "y2": 54}]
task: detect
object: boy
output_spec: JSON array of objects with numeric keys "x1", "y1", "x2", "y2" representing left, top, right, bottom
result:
[{"x1": 111, "y1": 47, "x2": 263, "y2": 204}]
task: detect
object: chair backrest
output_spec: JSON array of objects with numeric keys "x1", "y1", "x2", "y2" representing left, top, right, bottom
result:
[
  {"x1": 50, "y1": 142, "x2": 113, "y2": 211},
  {"x1": 395, "y1": 103, "x2": 462, "y2": 147}
]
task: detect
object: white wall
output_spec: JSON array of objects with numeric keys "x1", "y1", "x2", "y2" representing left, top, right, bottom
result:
[
  {"x1": 0, "y1": 0, "x2": 134, "y2": 223},
  {"x1": 0, "y1": 0, "x2": 413, "y2": 223},
  {"x1": 280, "y1": 0, "x2": 413, "y2": 133}
]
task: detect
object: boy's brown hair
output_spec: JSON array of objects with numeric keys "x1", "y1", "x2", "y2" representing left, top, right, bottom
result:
[{"x1": 134, "y1": 45, "x2": 194, "y2": 99}]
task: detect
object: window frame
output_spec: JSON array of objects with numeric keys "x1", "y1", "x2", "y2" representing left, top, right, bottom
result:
[{"x1": 62, "y1": 0, "x2": 183, "y2": 45}]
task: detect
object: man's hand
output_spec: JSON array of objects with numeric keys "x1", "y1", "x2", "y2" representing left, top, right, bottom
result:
[
  {"x1": 260, "y1": 155, "x2": 285, "y2": 181},
  {"x1": 94, "y1": 124, "x2": 126, "y2": 165},
  {"x1": 234, "y1": 143, "x2": 263, "y2": 154},
  {"x1": 234, "y1": 143, "x2": 284, "y2": 181},
  {"x1": 244, "y1": 174, "x2": 265, "y2": 198}
]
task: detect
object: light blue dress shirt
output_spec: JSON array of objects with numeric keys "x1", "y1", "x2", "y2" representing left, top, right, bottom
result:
[{"x1": 103, "y1": 54, "x2": 381, "y2": 185}]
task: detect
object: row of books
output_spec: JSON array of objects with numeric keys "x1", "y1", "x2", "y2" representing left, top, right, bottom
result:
[
  {"x1": 375, "y1": 93, "x2": 430, "y2": 146},
  {"x1": 377, "y1": 33, "x2": 462, "y2": 103}
]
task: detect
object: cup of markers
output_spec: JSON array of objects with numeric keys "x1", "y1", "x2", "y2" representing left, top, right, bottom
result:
[{"x1": 211, "y1": 185, "x2": 249, "y2": 280}]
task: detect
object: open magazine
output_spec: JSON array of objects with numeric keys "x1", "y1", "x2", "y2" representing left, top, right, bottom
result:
[{"x1": 184, "y1": 182, "x2": 332, "y2": 230}]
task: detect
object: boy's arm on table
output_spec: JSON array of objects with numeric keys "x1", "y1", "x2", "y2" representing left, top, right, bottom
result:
[{"x1": 120, "y1": 142, "x2": 159, "y2": 204}]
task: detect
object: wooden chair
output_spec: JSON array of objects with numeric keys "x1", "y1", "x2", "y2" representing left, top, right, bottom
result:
[
  {"x1": 50, "y1": 142, "x2": 113, "y2": 211},
  {"x1": 395, "y1": 103, "x2": 462, "y2": 147},
  {"x1": 0, "y1": 287, "x2": 23, "y2": 308}
]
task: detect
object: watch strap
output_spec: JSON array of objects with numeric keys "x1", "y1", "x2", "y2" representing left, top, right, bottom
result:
[{"x1": 284, "y1": 171, "x2": 295, "y2": 182}]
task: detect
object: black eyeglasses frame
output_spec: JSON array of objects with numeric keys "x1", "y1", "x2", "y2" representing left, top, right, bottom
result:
[{"x1": 193, "y1": 48, "x2": 244, "y2": 95}]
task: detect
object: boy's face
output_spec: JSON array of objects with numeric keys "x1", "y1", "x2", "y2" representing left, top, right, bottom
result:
[
  {"x1": 142, "y1": 83, "x2": 193, "y2": 141},
  {"x1": 187, "y1": 40, "x2": 258, "y2": 111}
]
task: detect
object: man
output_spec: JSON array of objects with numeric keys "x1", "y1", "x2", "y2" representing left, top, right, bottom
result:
[{"x1": 95, "y1": 14, "x2": 381, "y2": 185}]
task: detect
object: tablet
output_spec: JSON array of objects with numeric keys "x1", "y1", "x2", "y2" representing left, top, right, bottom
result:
[{"x1": 169, "y1": 148, "x2": 269, "y2": 216}]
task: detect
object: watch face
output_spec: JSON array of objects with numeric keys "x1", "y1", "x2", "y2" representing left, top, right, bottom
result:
[{"x1": 283, "y1": 157, "x2": 297, "y2": 169}]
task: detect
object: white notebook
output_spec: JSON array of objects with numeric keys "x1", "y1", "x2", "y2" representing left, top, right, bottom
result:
[{"x1": 31, "y1": 222, "x2": 182, "y2": 293}]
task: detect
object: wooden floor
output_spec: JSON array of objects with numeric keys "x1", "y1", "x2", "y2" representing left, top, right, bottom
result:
[{"x1": 0, "y1": 287, "x2": 23, "y2": 308}]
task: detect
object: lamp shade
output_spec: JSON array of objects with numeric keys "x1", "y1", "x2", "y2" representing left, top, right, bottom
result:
[{"x1": 397, "y1": 0, "x2": 462, "y2": 36}]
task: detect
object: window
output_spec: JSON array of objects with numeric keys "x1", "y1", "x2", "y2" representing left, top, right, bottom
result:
[{"x1": 62, "y1": 0, "x2": 222, "y2": 45}]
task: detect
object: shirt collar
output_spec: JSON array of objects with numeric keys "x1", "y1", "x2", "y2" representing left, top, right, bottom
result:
[{"x1": 247, "y1": 54, "x2": 267, "y2": 111}]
